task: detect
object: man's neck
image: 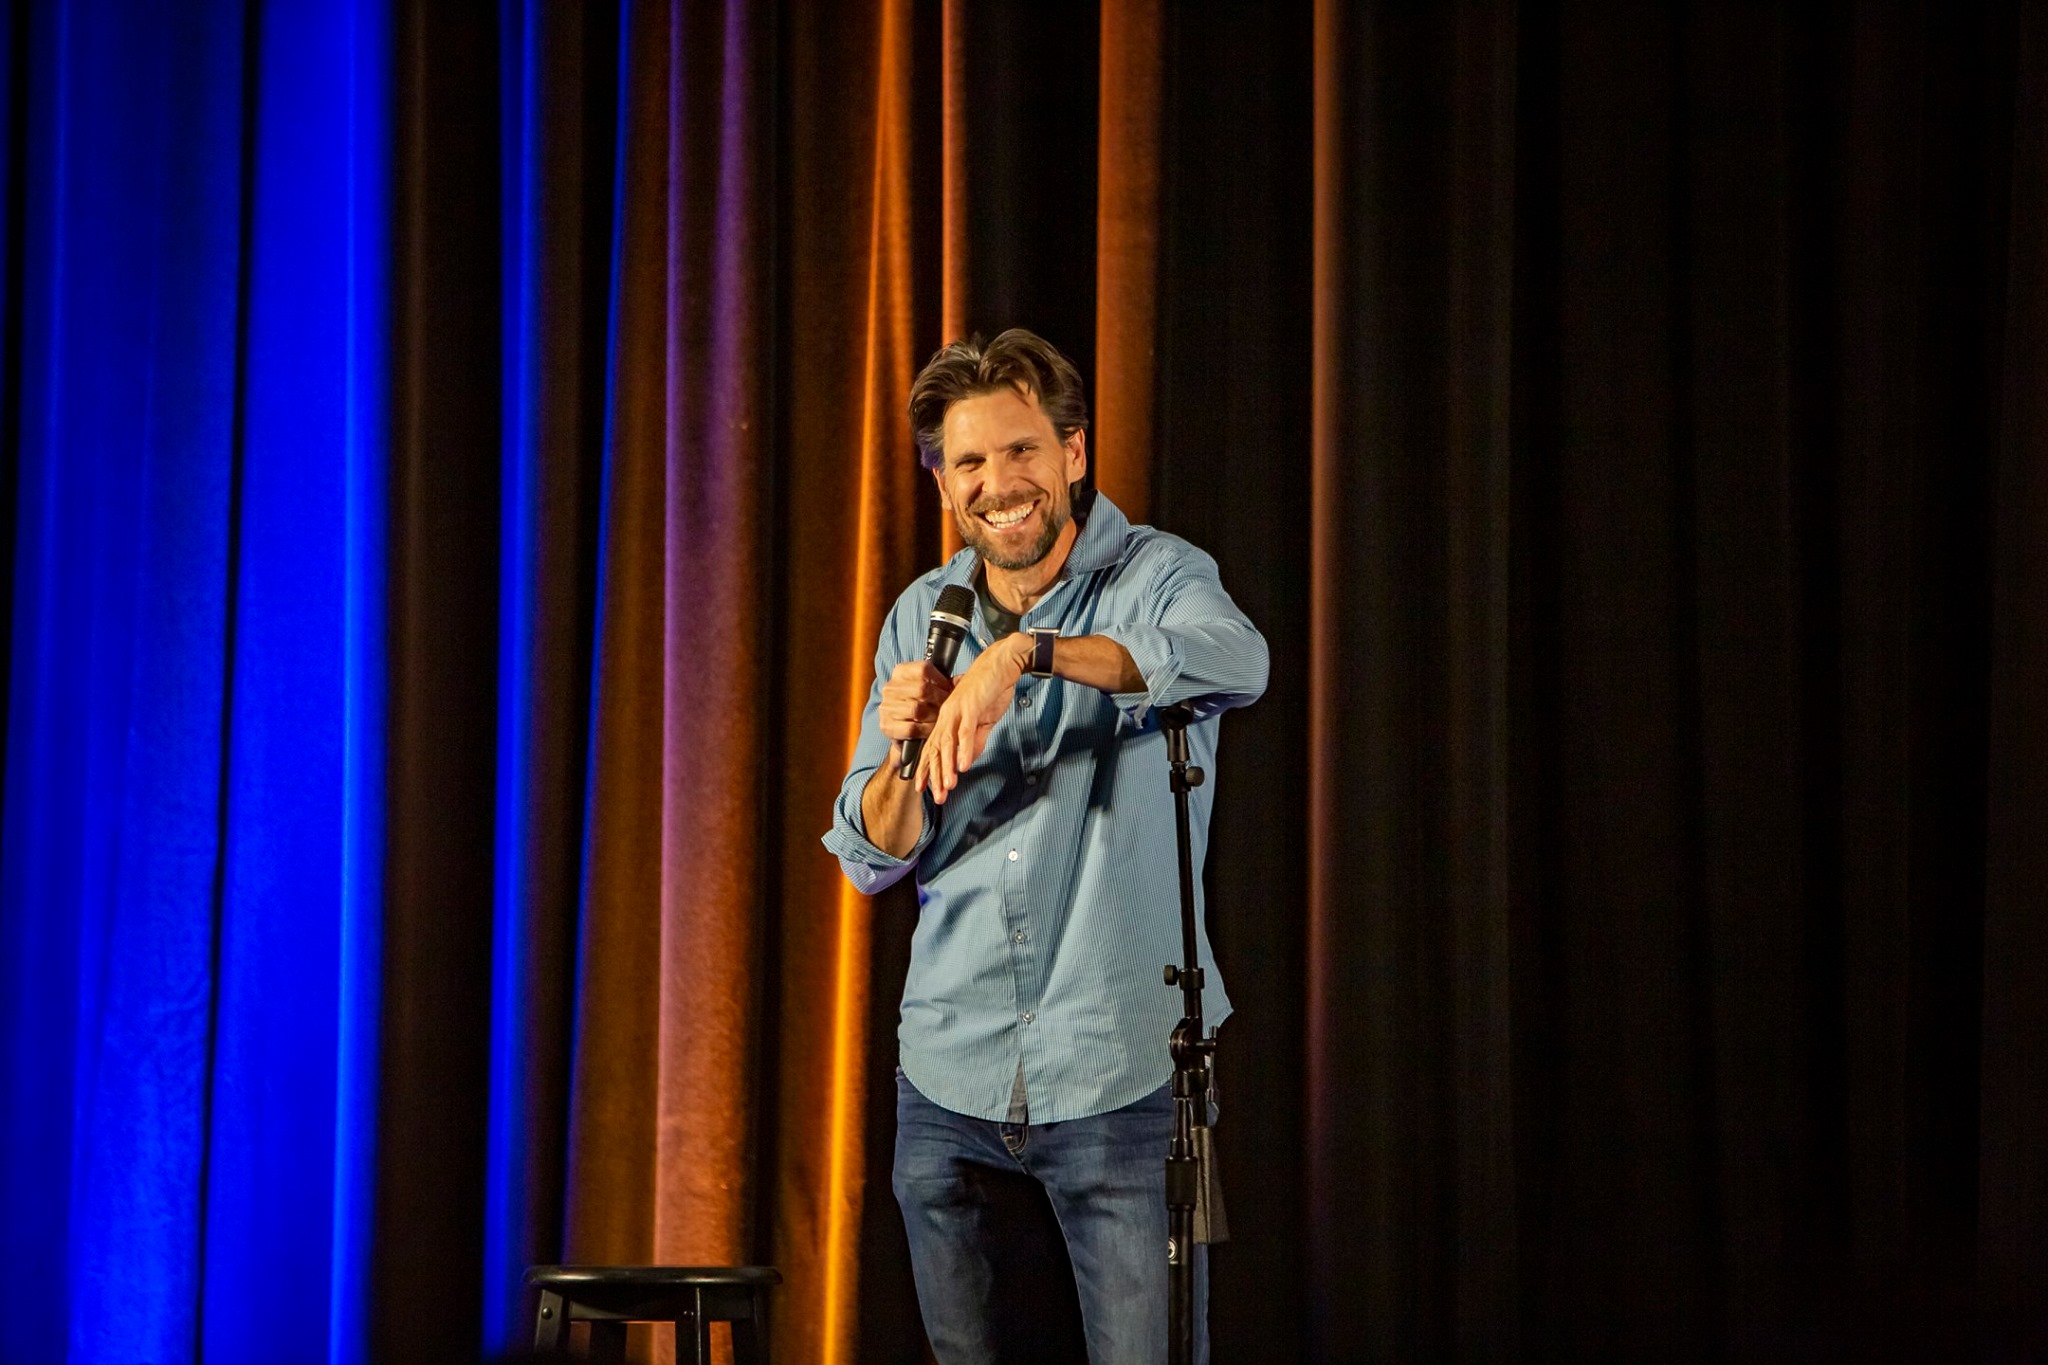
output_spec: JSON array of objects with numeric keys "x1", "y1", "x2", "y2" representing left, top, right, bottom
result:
[{"x1": 981, "y1": 516, "x2": 1081, "y2": 617}]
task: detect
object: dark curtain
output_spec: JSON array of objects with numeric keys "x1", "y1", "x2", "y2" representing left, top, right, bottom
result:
[
  {"x1": 1151, "y1": 0, "x2": 2047, "y2": 1359},
  {"x1": 1274, "y1": 1, "x2": 2045, "y2": 1359}
]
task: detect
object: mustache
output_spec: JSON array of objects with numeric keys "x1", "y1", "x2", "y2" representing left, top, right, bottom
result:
[{"x1": 968, "y1": 492, "x2": 1040, "y2": 516}]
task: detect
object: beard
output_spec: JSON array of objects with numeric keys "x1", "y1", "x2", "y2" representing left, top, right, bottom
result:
[{"x1": 956, "y1": 490, "x2": 1071, "y2": 571}]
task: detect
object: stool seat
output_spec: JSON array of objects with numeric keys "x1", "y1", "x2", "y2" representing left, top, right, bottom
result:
[{"x1": 525, "y1": 1264, "x2": 781, "y2": 1364}]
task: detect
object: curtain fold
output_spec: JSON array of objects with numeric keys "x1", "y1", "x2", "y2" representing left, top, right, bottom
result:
[
  {"x1": 208, "y1": 4, "x2": 390, "y2": 1353},
  {"x1": 374, "y1": 3, "x2": 501, "y2": 1360},
  {"x1": 1093, "y1": 0, "x2": 1162, "y2": 522},
  {"x1": 773, "y1": 3, "x2": 925, "y2": 1360},
  {"x1": 481, "y1": 0, "x2": 612, "y2": 1349},
  {"x1": 1152, "y1": 4, "x2": 1316, "y2": 1359},
  {"x1": 653, "y1": 0, "x2": 770, "y2": 1287},
  {"x1": 565, "y1": 0, "x2": 672, "y2": 1272},
  {"x1": 0, "y1": 7, "x2": 248, "y2": 1356},
  {"x1": 557, "y1": 5, "x2": 786, "y2": 1358},
  {"x1": 1308, "y1": 3, "x2": 1521, "y2": 1356},
  {"x1": 1977, "y1": 6, "x2": 2048, "y2": 1346}
]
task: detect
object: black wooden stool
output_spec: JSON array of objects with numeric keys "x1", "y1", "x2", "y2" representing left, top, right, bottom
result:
[{"x1": 524, "y1": 1265, "x2": 781, "y2": 1364}]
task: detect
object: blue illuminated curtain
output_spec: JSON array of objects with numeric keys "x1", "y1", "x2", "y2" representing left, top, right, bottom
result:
[{"x1": 0, "y1": 2, "x2": 389, "y2": 1361}]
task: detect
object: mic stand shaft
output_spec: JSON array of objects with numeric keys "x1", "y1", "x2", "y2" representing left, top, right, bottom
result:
[{"x1": 1159, "y1": 702, "x2": 1221, "y2": 1365}]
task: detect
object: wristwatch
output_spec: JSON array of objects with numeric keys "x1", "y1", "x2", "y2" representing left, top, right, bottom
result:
[{"x1": 1027, "y1": 626, "x2": 1060, "y2": 678}]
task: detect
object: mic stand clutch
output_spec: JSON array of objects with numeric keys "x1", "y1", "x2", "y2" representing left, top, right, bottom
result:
[{"x1": 1158, "y1": 702, "x2": 1226, "y2": 1365}]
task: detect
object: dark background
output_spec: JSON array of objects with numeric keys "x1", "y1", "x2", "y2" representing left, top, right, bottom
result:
[{"x1": 1128, "y1": 2, "x2": 2044, "y2": 1360}]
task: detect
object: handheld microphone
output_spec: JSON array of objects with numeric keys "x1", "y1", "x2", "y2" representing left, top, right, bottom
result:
[{"x1": 899, "y1": 583, "x2": 976, "y2": 780}]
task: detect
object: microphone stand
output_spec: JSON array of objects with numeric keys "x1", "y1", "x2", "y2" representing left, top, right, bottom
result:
[{"x1": 1159, "y1": 702, "x2": 1225, "y2": 1365}]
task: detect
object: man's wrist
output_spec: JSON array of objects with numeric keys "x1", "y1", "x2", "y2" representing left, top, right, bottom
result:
[{"x1": 1026, "y1": 626, "x2": 1060, "y2": 678}]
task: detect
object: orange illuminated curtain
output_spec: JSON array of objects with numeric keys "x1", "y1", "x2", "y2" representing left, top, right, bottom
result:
[
  {"x1": 772, "y1": 1, "x2": 926, "y2": 1362},
  {"x1": 548, "y1": 0, "x2": 928, "y2": 1360},
  {"x1": 939, "y1": 0, "x2": 967, "y2": 560},
  {"x1": 1094, "y1": 0, "x2": 1163, "y2": 522}
]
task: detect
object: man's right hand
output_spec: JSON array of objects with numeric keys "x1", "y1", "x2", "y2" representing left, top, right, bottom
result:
[
  {"x1": 877, "y1": 660, "x2": 956, "y2": 762},
  {"x1": 861, "y1": 660, "x2": 955, "y2": 859}
]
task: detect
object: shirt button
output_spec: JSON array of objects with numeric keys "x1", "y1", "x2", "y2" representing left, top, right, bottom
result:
[
  {"x1": 1019, "y1": 695, "x2": 1032, "y2": 709},
  {"x1": 1007, "y1": 849, "x2": 1019, "y2": 861},
  {"x1": 1013, "y1": 930, "x2": 1026, "y2": 943},
  {"x1": 1024, "y1": 773, "x2": 1038, "y2": 786},
  {"x1": 1021, "y1": 1011, "x2": 1035, "y2": 1024}
]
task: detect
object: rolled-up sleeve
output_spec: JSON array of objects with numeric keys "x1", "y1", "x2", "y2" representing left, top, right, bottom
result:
[
  {"x1": 1097, "y1": 539, "x2": 1269, "y2": 725},
  {"x1": 823, "y1": 593, "x2": 938, "y2": 894}
]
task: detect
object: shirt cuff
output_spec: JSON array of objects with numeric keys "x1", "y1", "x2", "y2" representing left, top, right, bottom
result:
[
  {"x1": 822, "y1": 787, "x2": 935, "y2": 893},
  {"x1": 1097, "y1": 621, "x2": 1182, "y2": 726}
]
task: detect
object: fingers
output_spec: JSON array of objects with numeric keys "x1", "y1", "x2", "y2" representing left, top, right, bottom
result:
[
  {"x1": 957, "y1": 718, "x2": 995, "y2": 777},
  {"x1": 933, "y1": 712, "x2": 954, "y2": 794},
  {"x1": 879, "y1": 661, "x2": 955, "y2": 744},
  {"x1": 939, "y1": 714, "x2": 962, "y2": 796},
  {"x1": 910, "y1": 671, "x2": 1015, "y2": 804},
  {"x1": 953, "y1": 708, "x2": 975, "y2": 779},
  {"x1": 877, "y1": 695, "x2": 940, "y2": 744},
  {"x1": 913, "y1": 717, "x2": 950, "y2": 801},
  {"x1": 904, "y1": 646, "x2": 1027, "y2": 803},
  {"x1": 888, "y1": 660, "x2": 954, "y2": 703},
  {"x1": 915, "y1": 703, "x2": 962, "y2": 804}
]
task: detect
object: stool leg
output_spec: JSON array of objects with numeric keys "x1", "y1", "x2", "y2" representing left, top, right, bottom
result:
[
  {"x1": 728, "y1": 1287, "x2": 767, "y2": 1365},
  {"x1": 588, "y1": 1320, "x2": 628, "y2": 1365},
  {"x1": 683, "y1": 1287, "x2": 713, "y2": 1365},
  {"x1": 533, "y1": 1291, "x2": 566, "y2": 1353}
]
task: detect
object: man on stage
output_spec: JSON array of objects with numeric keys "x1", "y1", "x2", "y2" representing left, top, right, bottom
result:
[{"x1": 825, "y1": 329, "x2": 1267, "y2": 1364}]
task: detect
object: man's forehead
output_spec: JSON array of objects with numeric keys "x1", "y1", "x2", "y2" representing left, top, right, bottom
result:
[{"x1": 942, "y1": 384, "x2": 1050, "y2": 460}]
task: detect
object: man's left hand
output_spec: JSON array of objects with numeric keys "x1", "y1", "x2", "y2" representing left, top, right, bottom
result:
[{"x1": 914, "y1": 633, "x2": 1031, "y2": 803}]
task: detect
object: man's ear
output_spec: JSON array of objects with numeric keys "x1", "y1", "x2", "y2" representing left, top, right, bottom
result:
[
  {"x1": 931, "y1": 466, "x2": 951, "y2": 509},
  {"x1": 1064, "y1": 429, "x2": 1087, "y2": 482}
]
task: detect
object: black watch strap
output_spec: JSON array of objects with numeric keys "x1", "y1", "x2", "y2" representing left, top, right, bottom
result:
[{"x1": 1028, "y1": 627, "x2": 1060, "y2": 678}]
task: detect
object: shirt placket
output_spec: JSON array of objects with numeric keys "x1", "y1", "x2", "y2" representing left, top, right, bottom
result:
[
  {"x1": 1000, "y1": 686, "x2": 1048, "y2": 1054},
  {"x1": 1000, "y1": 586, "x2": 1066, "y2": 1070}
]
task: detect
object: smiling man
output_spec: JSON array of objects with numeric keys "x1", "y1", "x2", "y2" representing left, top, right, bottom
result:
[{"x1": 824, "y1": 330, "x2": 1267, "y2": 1364}]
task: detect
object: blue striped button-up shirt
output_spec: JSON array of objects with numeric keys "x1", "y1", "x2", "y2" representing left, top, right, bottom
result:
[{"x1": 824, "y1": 495, "x2": 1269, "y2": 1123}]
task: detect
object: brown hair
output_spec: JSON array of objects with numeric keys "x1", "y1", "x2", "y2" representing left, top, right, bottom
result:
[{"x1": 907, "y1": 329, "x2": 1090, "y2": 471}]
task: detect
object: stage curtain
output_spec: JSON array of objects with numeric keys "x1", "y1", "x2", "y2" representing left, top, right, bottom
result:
[
  {"x1": 1283, "y1": 1, "x2": 2048, "y2": 1358},
  {"x1": 380, "y1": 2, "x2": 930, "y2": 1360},
  {"x1": 1154, "y1": 0, "x2": 2048, "y2": 1358},
  {"x1": 0, "y1": 2, "x2": 391, "y2": 1361},
  {"x1": 1093, "y1": 0, "x2": 1163, "y2": 523}
]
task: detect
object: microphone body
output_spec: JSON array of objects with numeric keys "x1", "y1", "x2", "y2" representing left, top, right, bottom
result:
[{"x1": 899, "y1": 583, "x2": 977, "y2": 779}]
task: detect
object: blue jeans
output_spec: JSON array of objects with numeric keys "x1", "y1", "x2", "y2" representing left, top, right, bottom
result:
[{"x1": 892, "y1": 1069, "x2": 1208, "y2": 1365}]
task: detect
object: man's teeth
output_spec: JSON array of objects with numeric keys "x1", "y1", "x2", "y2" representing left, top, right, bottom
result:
[{"x1": 982, "y1": 502, "x2": 1034, "y2": 528}]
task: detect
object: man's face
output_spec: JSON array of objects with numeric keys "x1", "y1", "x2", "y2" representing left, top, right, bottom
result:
[{"x1": 932, "y1": 385, "x2": 1088, "y2": 573}]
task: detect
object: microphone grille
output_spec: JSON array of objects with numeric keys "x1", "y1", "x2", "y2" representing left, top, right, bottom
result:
[{"x1": 933, "y1": 583, "x2": 976, "y2": 622}]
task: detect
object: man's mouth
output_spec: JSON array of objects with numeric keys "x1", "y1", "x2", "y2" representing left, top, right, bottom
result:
[{"x1": 976, "y1": 498, "x2": 1038, "y2": 531}]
